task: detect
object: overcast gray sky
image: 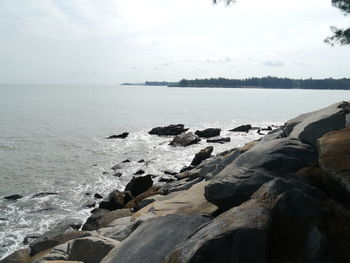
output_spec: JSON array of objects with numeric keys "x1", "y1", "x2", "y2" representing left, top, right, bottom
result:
[{"x1": 0, "y1": 0, "x2": 349, "y2": 84}]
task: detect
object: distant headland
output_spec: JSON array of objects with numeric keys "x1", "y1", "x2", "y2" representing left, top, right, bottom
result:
[{"x1": 122, "y1": 77, "x2": 350, "y2": 90}]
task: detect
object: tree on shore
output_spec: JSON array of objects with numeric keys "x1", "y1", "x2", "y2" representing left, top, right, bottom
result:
[{"x1": 214, "y1": 0, "x2": 350, "y2": 46}]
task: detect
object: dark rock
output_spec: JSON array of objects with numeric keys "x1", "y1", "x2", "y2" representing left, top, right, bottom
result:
[
  {"x1": 29, "y1": 218, "x2": 87, "y2": 256},
  {"x1": 229, "y1": 124, "x2": 252, "y2": 132},
  {"x1": 191, "y1": 146, "x2": 213, "y2": 166},
  {"x1": 262, "y1": 126, "x2": 273, "y2": 131},
  {"x1": 169, "y1": 132, "x2": 201, "y2": 147},
  {"x1": 99, "y1": 190, "x2": 132, "y2": 211},
  {"x1": 82, "y1": 200, "x2": 96, "y2": 209},
  {"x1": 286, "y1": 101, "x2": 350, "y2": 145},
  {"x1": 94, "y1": 193, "x2": 103, "y2": 199},
  {"x1": 125, "y1": 174, "x2": 153, "y2": 197},
  {"x1": 122, "y1": 159, "x2": 131, "y2": 163},
  {"x1": 306, "y1": 226, "x2": 335, "y2": 263},
  {"x1": 206, "y1": 137, "x2": 231, "y2": 144},
  {"x1": 23, "y1": 234, "x2": 40, "y2": 245},
  {"x1": 103, "y1": 172, "x2": 109, "y2": 175},
  {"x1": 134, "y1": 169, "x2": 145, "y2": 175},
  {"x1": 106, "y1": 132, "x2": 129, "y2": 139},
  {"x1": 82, "y1": 208, "x2": 132, "y2": 231},
  {"x1": 68, "y1": 236, "x2": 119, "y2": 263},
  {"x1": 195, "y1": 128, "x2": 221, "y2": 138},
  {"x1": 163, "y1": 170, "x2": 177, "y2": 176},
  {"x1": 159, "y1": 174, "x2": 176, "y2": 183},
  {"x1": 148, "y1": 124, "x2": 188, "y2": 136},
  {"x1": 137, "y1": 159, "x2": 145, "y2": 163},
  {"x1": 232, "y1": 138, "x2": 317, "y2": 174},
  {"x1": 100, "y1": 214, "x2": 209, "y2": 263},
  {"x1": 179, "y1": 165, "x2": 196, "y2": 173},
  {"x1": 32, "y1": 192, "x2": 59, "y2": 198},
  {"x1": 165, "y1": 199, "x2": 271, "y2": 263},
  {"x1": 260, "y1": 127, "x2": 285, "y2": 142},
  {"x1": 111, "y1": 164, "x2": 122, "y2": 171},
  {"x1": 112, "y1": 172, "x2": 123, "y2": 177},
  {"x1": 3, "y1": 194, "x2": 23, "y2": 200},
  {"x1": 205, "y1": 167, "x2": 273, "y2": 210},
  {"x1": 159, "y1": 177, "x2": 203, "y2": 195}
]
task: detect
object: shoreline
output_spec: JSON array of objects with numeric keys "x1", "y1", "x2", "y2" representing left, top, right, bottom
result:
[{"x1": 2, "y1": 101, "x2": 350, "y2": 262}]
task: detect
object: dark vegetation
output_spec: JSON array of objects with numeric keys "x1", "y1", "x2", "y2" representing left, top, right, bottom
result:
[{"x1": 171, "y1": 77, "x2": 350, "y2": 90}]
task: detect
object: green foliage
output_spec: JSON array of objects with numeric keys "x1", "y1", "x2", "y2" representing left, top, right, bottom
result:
[{"x1": 174, "y1": 77, "x2": 350, "y2": 90}]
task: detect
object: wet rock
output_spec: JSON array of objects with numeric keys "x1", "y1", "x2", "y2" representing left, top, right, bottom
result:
[
  {"x1": 3, "y1": 194, "x2": 23, "y2": 200},
  {"x1": 169, "y1": 132, "x2": 200, "y2": 147},
  {"x1": 101, "y1": 214, "x2": 209, "y2": 263},
  {"x1": 102, "y1": 172, "x2": 108, "y2": 175},
  {"x1": 110, "y1": 164, "x2": 122, "y2": 171},
  {"x1": 206, "y1": 137, "x2": 231, "y2": 144},
  {"x1": 82, "y1": 200, "x2": 96, "y2": 209},
  {"x1": 163, "y1": 170, "x2": 177, "y2": 176},
  {"x1": 229, "y1": 124, "x2": 252, "y2": 132},
  {"x1": 32, "y1": 192, "x2": 59, "y2": 198},
  {"x1": 112, "y1": 172, "x2": 122, "y2": 177},
  {"x1": 123, "y1": 186, "x2": 161, "y2": 210},
  {"x1": 99, "y1": 190, "x2": 132, "y2": 211},
  {"x1": 318, "y1": 127, "x2": 350, "y2": 202},
  {"x1": 149, "y1": 124, "x2": 188, "y2": 136},
  {"x1": 165, "y1": 199, "x2": 271, "y2": 263},
  {"x1": 306, "y1": 226, "x2": 335, "y2": 263},
  {"x1": 205, "y1": 167, "x2": 273, "y2": 210},
  {"x1": 286, "y1": 101, "x2": 350, "y2": 145},
  {"x1": 0, "y1": 248, "x2": 31, "y2": 263},
  {"x1": 29, "y1": 219, "x2": 88, "y2": 256},
  {"x1": 125, "y1": 174, "x2": 153, "y2": 197},
  {"x1": 106, "y1": 132, "x2": 129, "y2": 139},
  {"x1": 122, "y1": 159, "x2": 131, "y2": 163},
  {"x1": 191, "y1": 146, "x2": 213, "y2": 166},
  {"x1": 82, "y1": 208, "x2": 132, "y2": 231},
  {"x1": 194, "y1": 128, "x2": 221, "y2": 138},
  {"x1": 262, "y1": 126, "x2": 273, "y2": 131},
  {"x1": 133, "y1": 169, "x2": 145, "y2": 175},
  {"x1": 159, "y1": 178, "x2": 203, "y2": 195},
  {"x1": 159, "y1": 174, "x2": 176, "y2": 183},
  {"x1": 137, "y1": 159, "x2": 145, "y2": 163},
  {"x1": 94, "y1": 193, "x2": 103, "y2": 199},
  {"x1": 23, "y1": 234, "x2": 40, "y2": 245}
]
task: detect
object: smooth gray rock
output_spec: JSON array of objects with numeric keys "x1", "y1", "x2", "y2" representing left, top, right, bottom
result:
[
  {"x1": 229, "y1": 124, "x2": 251, "y2": 132},
  {"x1": 191, "y1": 146, "x2": 213, "y2": 166},
  {"x1": 232, "y1": 138, "x2": 317, "y2": 174},
  {"x1": 0, "y1": 248, "x2": 31, "y2": 263},
  {"x1": 205, "y1": 167, "x2": 273, "y2": 210},
  {"x1": 96, "y1": 218, "x2": 144, "y2": 241},
  {"x1": 82, "y1": 209, "x2": 132, "y2": 231},
  {"x1": 101, "y1": 214, "x2": 209, "y2": 263},
  {"x1": 286, "y1": 101, "x2": 350, "y2": 145},
  {"x1": 29, "y1": 219, "x2": 89, "y2": 256},
  {"x1": 195, "y1": 128, "x2": 221, "y2": 138},
  {"x1": 206, "y1": 137, "x2": 231, "y2": 144},
  {"x1": 149, "y1": 124, "x2": 188, "y2": 136},
  {"x1": 169, "y1": 132, "x2": 200, "y2": 147},
  {"x1": 164, "y1": 199, "x2": 271, "y2": 263}
]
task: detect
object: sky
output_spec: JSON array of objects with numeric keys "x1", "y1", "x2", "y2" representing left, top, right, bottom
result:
[{"x1": 0, "y1": 0, "x2": 349, "y2": 84}]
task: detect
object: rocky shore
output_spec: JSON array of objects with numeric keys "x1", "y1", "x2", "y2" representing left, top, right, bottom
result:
[{"x1": 2, "y1": 101, "x2": 350, "y2": 263}]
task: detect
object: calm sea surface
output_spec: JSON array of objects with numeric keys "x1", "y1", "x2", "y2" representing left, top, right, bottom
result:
[{"x1": 0, "y1": 84, "x2": 349, "y2": 258}]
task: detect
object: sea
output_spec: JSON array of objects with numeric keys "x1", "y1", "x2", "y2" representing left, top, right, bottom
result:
[{"x1": 0, "y1": 84, "x2": 349, "y2": 259}]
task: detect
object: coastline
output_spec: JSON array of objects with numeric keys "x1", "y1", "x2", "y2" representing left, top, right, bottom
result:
[{"x1": 2, "y1": 101, "x2": 350, "y2": 263}]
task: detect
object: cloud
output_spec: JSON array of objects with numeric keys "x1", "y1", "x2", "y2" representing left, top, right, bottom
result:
[
  {"x1": 205, "y1": 57, "x2": 233, "y2": 64},
  {"x1": 262, "y1": 60, "x2": 285, "y2": 67}
]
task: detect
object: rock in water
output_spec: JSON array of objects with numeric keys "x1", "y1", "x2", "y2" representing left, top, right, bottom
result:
[
  {"x1": 100, "y1": 214, "x2": 209, "y2": 263},
  {"x1": 3, "y1": 194, "x2": 23, "y2": 200},
  {"x1": 106, "y1": 132, "x2": 129, "y2": 139},
  {"x1": 206, "y1": 137, "x2": 231, "y2": 144},
  {"x1": 148, "y1": 124, "x2": 188, "y2": 136},
  {"x1": 124, "y1": 174, "x2": 153, "y2": 197},
  {"x1": 191, "y1": 146, "x2": 213, "y2": 166},
  {"x1": 229, "y1": 124, "x2": 252, "y2": 132},
  {"x1": 318, "y1": 127, "x2": 350, "y2": 202},
  {"x1": 164, "y1": 199, "x2": 271, "y2": 263},
  {"x1": 98, "y1": 190, "x2": 132, "y2": 211},
  {"x1": 194, "y1": 128, "x2": 221, "y2": 138},
  {"x1": 169, "y1": 132, "x2": 201, "y2": 147}
]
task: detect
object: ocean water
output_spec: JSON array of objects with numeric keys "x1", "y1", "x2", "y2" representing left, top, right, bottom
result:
[{"x1": 0, "y1": 84, "x2": 349, "y2": 259}]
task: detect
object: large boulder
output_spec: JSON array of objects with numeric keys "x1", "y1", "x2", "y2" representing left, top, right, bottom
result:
[
  {"x1": 98, "y1": 190, "x2": 132, "y2": 211},
  {"x1": 229, "y1": 124, "x2": 251, "y2": 132},
  {"x1": 194, "y1": 128, "x2": 221, "y2": 138},
  {"x1": 106, "y1": 133, "x2": 129, "y2": 139},
  {"x1": 0, "y1": 248, "x2": 31, "y2": 263},
  {"x1": 191, "y1": 146, "x2": 213, "y2": 166},
  {"x1": 124, "y1": 174, "x2": 153, "y2": 197},
  {"x1": 169, "y1": 132, "x2": 200, "y2": 147},
  {"x1": 232, "y1": 138, "x2": 317, "y2": 174},
  {"x1": 318, "y1": 127, "x2": 350, "y2": 202},
  {"x1": 206, "y1": 137, "x2": 230, "y2": 144},
  {"x1": 101, "y1": 214, "x2": 209, "y2": 263},
  {"x1": 149, "y1": 124, "x2": 188, "y2": 136},
  {"x1": 29, "y1": 219, "x2": 88, "y2": 256},
  {"x1": 164, "y1": 199, "x2": 271, "y2": 263},
  {"x1": 82, "y1": 209, "x2": 132, "y2": 231},
  {"x1": 285, "y1": 101, "x2": 350, "y2": 145},
  {"x1": 205, "y1": 167, "x2": 273, "y2": 210}
]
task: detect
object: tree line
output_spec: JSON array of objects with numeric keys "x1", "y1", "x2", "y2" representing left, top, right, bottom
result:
[{"x1": 171, "y1": 77, "x2": 350, "y2": 90}]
